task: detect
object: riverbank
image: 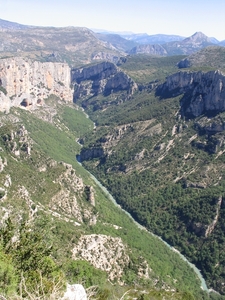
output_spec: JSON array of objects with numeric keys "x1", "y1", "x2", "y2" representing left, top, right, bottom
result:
[{"x1": 77, "y1": 158, "x2": 209, "y2": 293}]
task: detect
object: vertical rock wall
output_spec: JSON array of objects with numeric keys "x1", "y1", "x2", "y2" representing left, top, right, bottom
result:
[{"x1": 0, "y1": 57, "x2": 73, "y2": 112}]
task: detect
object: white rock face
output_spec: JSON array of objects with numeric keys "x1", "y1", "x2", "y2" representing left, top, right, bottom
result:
[
  {"x1": 0, "y1": 57, "x2": 73, "y2": 112},
  {"x1": 157, "y1": 70, "x2": 225, "y2": 118},
  {"x1": 62, "y1": 284, "x2": 87, "y2": 300},
  {"x1": 72, "y1": 234, "x2": 129, "y2": 281}
]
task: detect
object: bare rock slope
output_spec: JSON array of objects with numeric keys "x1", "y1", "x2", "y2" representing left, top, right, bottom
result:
[{"x1": 0, "y1": 57, "x2": 73, "y2": 112}]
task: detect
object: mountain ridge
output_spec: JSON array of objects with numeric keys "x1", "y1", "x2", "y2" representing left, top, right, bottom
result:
[{"x1": 0, "y1": 18, "x2": 224, "y2": 59}]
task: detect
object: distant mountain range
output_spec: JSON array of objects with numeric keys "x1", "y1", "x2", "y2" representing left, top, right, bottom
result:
[
  {"x1": 121, "y1": 33, "x2": 186, "y2": 44},
  {"x1": 0, "y1": 18, "x2": 225, "y2": 63},
  {"x1": 92, "y1": 29, "x2": 225, "y2": 56},
  {"x1": 93, "y1": 28, "x2": 223, "y2": 44},
  {"x1": 98, "y1": 31, "x2": 225, "y2": 56}
]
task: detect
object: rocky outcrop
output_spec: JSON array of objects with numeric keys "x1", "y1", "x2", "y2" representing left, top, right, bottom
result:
[
  {"x1": 50, "y1": 162, "x2": 96, "y2": 223},
  {"x1": 193, "y1": 118, "x2": 225, "y2": 152},
  {"x1": 205, "y1": 197, "x2": 222, "y2": 237},
  {"x1": 72, "y1": 61, "x2": 118, "y2": 83},
  {"x1": 156, "y1": 70, "x2": 225, "y2": 118},
  {"x1": 72, "y1": 234, "x2": 129, "y2": 282},
  {"x1": 195, "y1": 117, "x2": 225, "y2": 135},
  {"x1": 84, "y1": 186, "x2": 95, "y2": 206},
  {"x1": 190, "y1": 222, "x2": 208, "y2": 237},
  {"x1": 0, "y1": 57, "x2": 73, "y2": 112},
  {"x1": 184, "y1": 180, "x2": 206, "y2": 189},
  {"x1": 129, "y1": 44, "x2": 167, "y2": 56},
  {"x1": 80, "y1": 147, "x2": 105, "y2": 161},
  {"x1": 72, "y1": 61, "x2": 137, "y2": 101},
  {"x1": 2, "y1": 125, "x2": 32, "y2": 157},
  {"x1": 191, "y1": 197, "x2": 222, "y2": 237},
  {"x1": 178, "y1": 46, "x2": 225, "y2": 69},
  {"x1": 62, "y1": 284, "x2": 87, "y2": 300}
]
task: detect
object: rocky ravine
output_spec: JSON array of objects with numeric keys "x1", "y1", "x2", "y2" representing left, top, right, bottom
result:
[{"x1": 0, "y1": 57, "x2": 73, "y2": 112}]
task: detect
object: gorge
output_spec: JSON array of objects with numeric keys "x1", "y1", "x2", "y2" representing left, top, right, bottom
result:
[{"x1": 1, "y1": 28, "x2": 225, "y2": 298}]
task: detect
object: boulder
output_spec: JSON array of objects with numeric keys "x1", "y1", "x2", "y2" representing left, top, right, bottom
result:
[{"x1": 62, "y1": 284, "x2": 87, "y2": 300}]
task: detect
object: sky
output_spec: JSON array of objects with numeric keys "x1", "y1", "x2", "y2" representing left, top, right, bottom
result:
[{"x1": 1, "y1": 0, "x2": 225, "y2": 41}]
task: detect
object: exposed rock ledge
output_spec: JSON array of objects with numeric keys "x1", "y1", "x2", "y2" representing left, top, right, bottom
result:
[
  {"x1": 80, "y1": 146, "x2": 105, "y2": 161},
  {"x1": 156, "y1": 70, "x2": 225, "y2": 118},
  {"x1": 72, "y1": 234, "x2": 130, "y2": 282},
  {"x1": 0, "y1": 57, "x2": 73, "y2": 112},
  {"x1": 191, "y1": 196, "x2": 222, "y2": 237},
  {"x1": 71, "y1": 61, "x2": 137, "y2": 101}
]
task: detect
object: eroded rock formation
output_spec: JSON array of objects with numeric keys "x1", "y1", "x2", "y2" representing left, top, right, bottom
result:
[
  {"x1": 80, "y1": 147, "x2": 105, "y2": 161},
  {"x1": 72, "y1": 234, "x2": 130, "y2": 282},
  {"x1": 0, "y1": 57, "x2": 73, "y2": 112},
  {"x1": 72, "y1": 61, "x2": 137, "y2": 101},
  {"x1": 156, "y1": 70, "x2": 225, "y2": 118}
]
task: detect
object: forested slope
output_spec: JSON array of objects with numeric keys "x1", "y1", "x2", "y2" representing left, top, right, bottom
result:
[{"x1": 77, "y1": 52, "x2": 225, "y2": 295}]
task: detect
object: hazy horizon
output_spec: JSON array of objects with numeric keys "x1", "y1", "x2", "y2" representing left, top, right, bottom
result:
[{"x1": 1, "y1": 0, "x2": 225, "y2": 41}]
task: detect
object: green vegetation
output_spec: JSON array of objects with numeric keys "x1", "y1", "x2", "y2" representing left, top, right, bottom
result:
[
  {"x1": 0, "y1": 218, "x2": 65, "y2": 298},
  {"x1": 0, "y1": 99, "x2": 214, "y2": 299},
  {"x1": 64, "y1": 260, "x2": 107, "y2": 287},
  {"x1": 0, "y1": 246, "x2": 18, "y2": 296},
  {"x1": 182, "y1": 46, "x2": 225, "y2": 73},
  {"x1": 120, "y1": 54, "x2": 185, "y2": 83},
  {"x1": 81, "y1": 97, "x2": 225, "y2": 294},
  {"x1": 77, "y1": 53, "x2": 225, "y2": 296}
]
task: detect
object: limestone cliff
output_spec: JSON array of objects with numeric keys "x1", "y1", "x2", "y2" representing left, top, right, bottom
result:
[
  {"x1": 72, "y1": 61, "x2": 137, "y2": 101},
  {"x1": 156, "y1": 70, "x2": 225, "y2": 118},
  {"x1": 0, "y1": 57, "x2": 73, "y2": 112}
]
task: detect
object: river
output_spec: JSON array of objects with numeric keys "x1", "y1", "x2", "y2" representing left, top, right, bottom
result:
[{"x1": 77, "y1": 157, "x2": 209, "y2": 292}]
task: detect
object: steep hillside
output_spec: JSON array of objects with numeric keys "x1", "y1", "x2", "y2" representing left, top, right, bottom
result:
[
  {"x1": 0, "y1": 59, "x2": 212, "y2": 299},
  {"x1": 129, "y1": 44, "x2": 168, "y2": 56},
  {"x1": 0, "y1": 26, "x2": 123, "y2": 67},
  {"x1": 95, "y1": 32, "x2": 138, "y2": 52},
  {"x1": 178, "y1": 46, "x2": 225, "y2": 72},
  {"x1": 76, "y1": 49, "x2": 225, "y2": 295}
]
